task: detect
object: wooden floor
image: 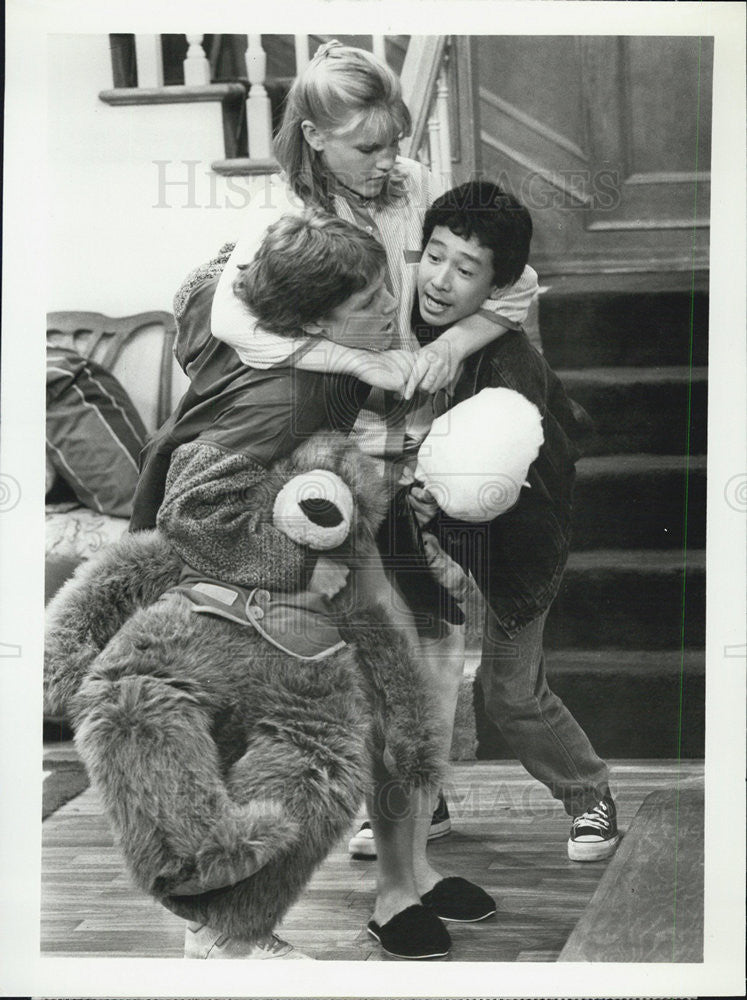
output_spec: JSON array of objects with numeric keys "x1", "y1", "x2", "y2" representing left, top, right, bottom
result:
[{"x1": 41, "y1": 756, "x2": 704, "y2": 962}]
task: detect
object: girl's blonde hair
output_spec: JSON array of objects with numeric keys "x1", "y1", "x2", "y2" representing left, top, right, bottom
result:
[{"x1": 274, "y1": 40, "x2": 412, "y2": 210}]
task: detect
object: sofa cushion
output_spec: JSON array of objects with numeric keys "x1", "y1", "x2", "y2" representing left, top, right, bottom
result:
[
  {"x1": 46, "y1": 346, "x2": 148, "y2": 518},
  {"x1": 45, "y1": 503, "x2": 130, "y2": 560}
]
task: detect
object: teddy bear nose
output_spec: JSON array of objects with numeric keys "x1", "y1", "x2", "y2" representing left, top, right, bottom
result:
[{"x1": 299, "y1": 498, "x2": 344, "y2": 528}]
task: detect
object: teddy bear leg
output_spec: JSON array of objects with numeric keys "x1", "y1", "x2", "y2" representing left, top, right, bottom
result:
[
  {"x1": 44, "y1": 530, "x2": 182, "y2": 718},
  {"x1": 73, "y1": 664, "x2": 300, "y2": 904},
  {"x1": 164, "y1": 665, "x2": 370, "y2": 943}
]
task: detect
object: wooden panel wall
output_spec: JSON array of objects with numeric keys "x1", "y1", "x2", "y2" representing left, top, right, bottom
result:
[{"x1": 475, "y1": 36, "x2": 713, "y2": 277}]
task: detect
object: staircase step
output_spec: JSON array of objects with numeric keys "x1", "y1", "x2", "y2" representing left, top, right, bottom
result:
[
  {"x1": 462, "y1": 545, "x2": 705, "y2": 652},
  {"x1": 559, "y1": 786, "x2": 703, "y2": 961},
  {"x1": 468, "y1": 649, "x2": 704, "y2": 760},
  {"x1": 572, "y1": 454, "x2": 706, "y2": 550},
  {"x1": 539, "y1": 288, "x2": 708, "y2": 369},
  {"x1": 560, "y1": 367, "x2": 707, "y2": 456},
  {"x1": 546, "y1": 549, "x2": 705, "y2": 650}
]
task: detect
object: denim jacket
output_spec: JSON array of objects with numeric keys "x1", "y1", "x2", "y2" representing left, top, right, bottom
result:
[{"x1": 431, "y1": 329, "x2": 591, "y2": 639}]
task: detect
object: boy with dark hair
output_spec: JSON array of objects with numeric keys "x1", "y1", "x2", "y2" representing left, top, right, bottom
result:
[{"x1": 407, "y1": 180, "x2": 618, "y2": 862}]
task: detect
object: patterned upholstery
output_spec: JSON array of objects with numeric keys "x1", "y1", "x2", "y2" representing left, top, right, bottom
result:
[{"x1": 46, "y1": 503, "x2": 130, "y2": 561}]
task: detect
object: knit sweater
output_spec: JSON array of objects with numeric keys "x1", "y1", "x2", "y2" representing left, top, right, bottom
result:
[{"x1": 157, "y1": 441, "x2": 313, "y2": 592}]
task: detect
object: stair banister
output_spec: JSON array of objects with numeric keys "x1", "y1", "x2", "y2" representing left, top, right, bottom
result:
[
  {"x1": 436, "y1": 68, "x2": 453, "y2": 187},
  {"x1": 427, "y1": 114, "x2": 443, "y2": 178},
  {"x1": 401, "y1": 37, "x2": 489, "y2": 187},
  {"x1": 183, "y1": 35, "x2": 211, "y2": 86},
  {"x1": 134, "y1": 35, "x2": 164, "y2": 87},
  {"x1": 245, "y1": 35, "x2": 273, "y2": 160},
  {"x1": 399, "y1": 36, "x2": 448, "y2": 161}
]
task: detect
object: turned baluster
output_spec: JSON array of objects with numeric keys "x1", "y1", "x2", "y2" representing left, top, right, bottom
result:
[
  {"x1": 372, "y1": 35, "x2": 386, "y2": 64},
  {"x1": 294, "y1": 35, "x2": 310, "y2": 73},
  {"x1": 435, "y1": 67, "x2": 452, "y2": 188},
  {"x1": 427, "y1": 113, "x2": 443, "y2": 179},
  {"x1": 245, "y1": 35, "x2": 273, "y2": 160},
  {"x1": 183, "y1": 34, "x2": 211, "y2": 86}
]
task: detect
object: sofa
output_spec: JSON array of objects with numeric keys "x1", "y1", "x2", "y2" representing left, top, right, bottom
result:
[{"x1": 45, "y1": 311, "x2": 190, "y2": 572}]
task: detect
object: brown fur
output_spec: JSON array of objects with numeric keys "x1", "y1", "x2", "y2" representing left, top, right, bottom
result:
[{"x1": 45, "y1": 435, "x2": 444, "y2": 942}]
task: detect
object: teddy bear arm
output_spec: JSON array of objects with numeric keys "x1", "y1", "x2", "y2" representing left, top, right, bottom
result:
[
  {"x1": 44, "y1": 530, "x2": 182, "y2": 718},
  {"x1": 73, "y1": 650, "x2": 301, "y2": 900},
  {"x1": 341, "y1": 605, "x2": 445, "y2": 791}
]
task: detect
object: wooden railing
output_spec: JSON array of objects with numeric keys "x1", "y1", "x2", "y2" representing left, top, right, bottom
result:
[
  {"x1": 400, "y1": 36, "x2": 481, "y2": 188},
  {"x1": 119, "y1": 35, "x2": 393, "y2": 162},
  {"x1": 103, "y1": 34, "x2": 479, "y2": 180}
]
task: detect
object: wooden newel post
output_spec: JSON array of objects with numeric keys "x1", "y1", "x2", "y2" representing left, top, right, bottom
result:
[
  {"x1": 183, "y1": 35, "x2": 210, "y2": 86},
  {"x1": 245, "y1": 34, "x2": 273, "y2": 160}
]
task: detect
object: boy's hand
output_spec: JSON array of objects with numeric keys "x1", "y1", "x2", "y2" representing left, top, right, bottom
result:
[
  {"x1": 407, "y1": 484, "x2": 439, "y2": 527},
  {"x1": 404, "y1": 341, "x2": 458, "y2": 399},
  {"x1": 422, "y1": 532, "x2": 471, "y2": 603}
]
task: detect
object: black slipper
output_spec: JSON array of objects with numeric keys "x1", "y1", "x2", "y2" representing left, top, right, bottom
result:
[
  {"x1": 420, "y1": 876, "x2": 497, "y2": 922},
  {"x1": 367, "y1": 904, "x2": 451, "y2": 959}
]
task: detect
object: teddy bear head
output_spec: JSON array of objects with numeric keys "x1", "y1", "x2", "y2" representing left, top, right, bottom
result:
[{"x1": 157, "y1": 433, "x2": 390, "y2": 593}]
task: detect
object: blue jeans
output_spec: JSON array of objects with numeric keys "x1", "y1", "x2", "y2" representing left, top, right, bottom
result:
[{"x1": 477, "y1": 608, "x2": 609, "y2": 817}]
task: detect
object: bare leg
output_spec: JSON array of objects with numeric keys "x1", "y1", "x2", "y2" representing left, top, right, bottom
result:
[
  {"x1": 410, "y1": 623, "x2": 465, "y2": 894},
  {"x1": 367, "y1": 772, "x2": 422, "y2": 926},
  {"x1": 351, "y1": 549, "x2": 446, "y2": 921},
  {"x1": 412, "y1": 535, "x2": 468, "y2": 893}
]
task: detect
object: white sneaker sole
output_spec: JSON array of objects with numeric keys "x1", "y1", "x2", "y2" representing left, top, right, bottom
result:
[
  {"x1": 184, "y1": 925, "x2": 313, "y2": 959},
  {"x1": 567, "y1": 833, "x2": 621, "y2": 862},
  {"x1": 349, "y1": 819, "x2": 451, "y2": 857}
]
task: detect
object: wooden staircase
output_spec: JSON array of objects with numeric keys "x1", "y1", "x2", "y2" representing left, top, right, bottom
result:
[{"x1": 470, "y1": 273, "x2": 707, "y2": 761}]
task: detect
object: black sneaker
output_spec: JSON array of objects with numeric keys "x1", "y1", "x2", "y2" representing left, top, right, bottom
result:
[
  {"x1": 567, "y1": 794, "x2": 620, "y2": 862},
  {"x1": 348, "y1": 793, "x2": 452, "y2": 858}
]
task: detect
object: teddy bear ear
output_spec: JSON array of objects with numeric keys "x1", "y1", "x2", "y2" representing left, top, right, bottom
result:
[{"x1": 273, "y1": 469, "x2": 354, "y2": 550}]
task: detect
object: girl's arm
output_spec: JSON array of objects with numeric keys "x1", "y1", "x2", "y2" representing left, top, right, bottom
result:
[
  {"x1": 212, "y1": 239, "x2": 414, "y2": 389},
  {"x1": 211, "y1": 223, "x2": 416, "y2": 391},
  {"x1": 294, "y1": 340, "x2": 416, "y2": 392}
]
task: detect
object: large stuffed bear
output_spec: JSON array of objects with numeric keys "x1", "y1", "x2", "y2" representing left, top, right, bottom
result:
[{"x1": 44, "y1": 432, "x2": 444, "y2": 951}]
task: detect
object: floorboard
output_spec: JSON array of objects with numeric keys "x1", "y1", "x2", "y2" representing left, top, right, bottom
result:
[{"x1": 41, "y1": 758, "x2": 704, "y2": 962}]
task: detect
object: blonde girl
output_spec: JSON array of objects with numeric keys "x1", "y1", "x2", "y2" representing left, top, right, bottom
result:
[{"x1": 203, "y1": 40, "x2": 537, "y2": 959}]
